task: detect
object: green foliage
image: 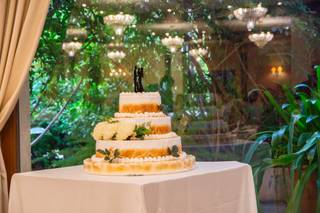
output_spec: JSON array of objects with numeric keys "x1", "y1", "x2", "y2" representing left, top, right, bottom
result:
[
  {"x1": 100, "y1": 148, "x2": 120, "y2": 163},
  {"x1": 244, "y1": 66, "x2": 320, "y2": 212},
  {"x1": 134, "y1": 124, "x2": 152, "y2": 140},
  {"x1": 167, "y1": 145, "x2": 180, "y2": 157}
]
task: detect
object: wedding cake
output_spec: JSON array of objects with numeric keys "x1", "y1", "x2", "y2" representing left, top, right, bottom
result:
[{"x1": 83, "y1": 91, "x2": 195, "y2": 175}]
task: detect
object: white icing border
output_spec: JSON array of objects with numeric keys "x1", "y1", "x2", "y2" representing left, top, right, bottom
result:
[
  {"x1": 114, "y1": 112, "x2": 166, "y2": 118},
  {"x1": 91, "y1": 152, "x2": 187, "y2": 163},
  {"x1": 114, "y1": 116, "x2": 171, "y2": 128},
  {"x1": 144, "y1": 132, "x2": 177, "y2": 139},
  {"x1": 96, "y1": 136, "x2": 181, "y2": 151},
  {"x1": 120, "y1": 92, "x2": 160, "y2": 96}
]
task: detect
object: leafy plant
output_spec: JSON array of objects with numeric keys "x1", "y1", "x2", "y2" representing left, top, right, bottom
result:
[{"x1": 244, "y1": 65, "x2": 320, "y2": 213}]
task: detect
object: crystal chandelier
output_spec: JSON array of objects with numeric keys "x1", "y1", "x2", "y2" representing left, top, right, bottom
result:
[
  {"x1": 189, "y1": 48, "x2": 208, "y2": 60},
  {"x1": 233, "y1": 3, "x2": 268, "y2": 31},
  {"x1": 161, "y1": 35, "x2": 184, "y2": 53},
  {"x1": 66, "y1": 27, "x2": 87, "y2": 39},
  {"x1": 248, "y1": 32, "x2": 274, "y2": 48},
  {"x1": 103, "y1": 12, "x2": 135, "y2": 36},
  {"x1": 107, "y1": 50, "x2": 126, "y2": 62},
  {"x1": 108, "y1": 42, "x2": 124, "y2": 48},
  {"x1": 62, "y1": 41, "x2": 82, "y2": 57}
]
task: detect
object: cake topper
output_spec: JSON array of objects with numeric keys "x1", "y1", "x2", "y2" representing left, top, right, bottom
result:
[{"x1": 134, "y1": 66, "x2": 144, "y2": 92}]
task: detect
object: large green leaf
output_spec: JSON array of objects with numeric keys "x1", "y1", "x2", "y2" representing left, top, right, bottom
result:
[
  {"x1": 272, "y1": 153, "x2": 296, "y2": 167},
  {"x1": 283, "y1": 85, "x2": 299, "y2": 110},
  {"x1": 288, "y1": 113, "x2": 304, "y2": 154},
  {"x1": 271, "y1": 126, "x2": 287, "y2": 147},
  {"x1": 306, "y1": 115, "x2": 319, "y2": 124},
  {"x1": 286, "y1": 163, "x2": 317, "y2": 213},
  {"x1": 294, "y1": 83, "x2": 312, "y2": 93},
  {"x1": 243, "y1": 134, "x2": 271, "y2": 163},
  {"x1": 314, "y1": 99, "x2": 320, "y2": 114},
  {"x1": 296, "y1": 132, "x2": 320, "y2": 155},
  {"x1": 297, "y1": 133, "x2": 313, "y2": 147},
  {"x1": 264, "y1": 90, "x2": 290, "y2": 124},
  {"x1": 307, "y1": 146, "x2": 316, "y2": 164},
  {"x1": 316, "y1": 65, "x2": 320, "y2": 92},
  {"x1": 292, "y1": 154, "x2": 304, "y2": 174}
]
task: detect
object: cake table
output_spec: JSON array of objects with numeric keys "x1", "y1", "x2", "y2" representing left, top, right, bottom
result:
[{"x1": 8, "y1": 162, "x2": 257, "y2": 213}]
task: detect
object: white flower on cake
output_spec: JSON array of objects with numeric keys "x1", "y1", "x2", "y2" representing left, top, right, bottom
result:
[
  {"x1": 92, "y1": 121, "x2": 118, "y2": 140},
  {"x1": 93, "y1": 119, "x2": 152, "y2": 141},
  {"x1": 115, "y1": 122, "x2": 136, "y2": 140}
]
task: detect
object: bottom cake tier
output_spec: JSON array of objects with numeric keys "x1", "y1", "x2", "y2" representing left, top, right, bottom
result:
[{"x1": 83, "y1": 154, "x2": 196, "y2": 175}]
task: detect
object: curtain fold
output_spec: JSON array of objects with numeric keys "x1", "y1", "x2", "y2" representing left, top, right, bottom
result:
[
  {"x1": 0, "y1": 0, "x2": 50, "y2": 212},
  {"x1": 0, "y1": 146, "x2": 8, "y2": 213}
]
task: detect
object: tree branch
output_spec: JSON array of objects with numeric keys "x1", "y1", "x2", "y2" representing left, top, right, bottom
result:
[{"x1": 31, "y1": 78, "x2": 83, "y2": 146}]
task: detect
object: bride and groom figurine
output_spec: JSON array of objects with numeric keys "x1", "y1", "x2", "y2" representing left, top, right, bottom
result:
[{"x1": 134, "y1": 66, "x2": 144, "y2": 93}]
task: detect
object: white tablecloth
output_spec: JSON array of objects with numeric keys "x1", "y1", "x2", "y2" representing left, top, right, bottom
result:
[{"x1": 8, "y1": 162, "x2": 257, "y2": 213}]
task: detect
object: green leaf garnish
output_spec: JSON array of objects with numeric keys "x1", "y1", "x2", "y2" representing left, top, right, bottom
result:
[
  {"x1": 114, "y1": 149, "x2": 120, "y2": 158},
  {"x1": 111, "y1": 133, "x2": 117, "y2": 140},
  {"x1": 171, "y1": 145, "x2": 180, "y2": 157},
  {"x1": 134, "y1": 124, "x2": 152, "y2": 139},
  {"x1": 167, "y1": 145, "x2": 180, "y2": 157},
  {"x1": 97, "y1": 149, "x2": 106, "y2": 155},
  {"x1": 126, "y1": 135, "x2": 134, "y2": 140},
  {"x1": 100, "y1": 148, "x2": 121, "y2": 163},
  {"x1": 104, "y1": 149, "x2": 110, "y2": 156}
]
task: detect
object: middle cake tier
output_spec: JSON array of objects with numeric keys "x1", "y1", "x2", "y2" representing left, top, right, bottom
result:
[
  {"x1": 96, "y1": 136, "x2": 181, "y2": 158},
  {"x1": 114, "y1": 112, "x2": 171, "y2": 134}
]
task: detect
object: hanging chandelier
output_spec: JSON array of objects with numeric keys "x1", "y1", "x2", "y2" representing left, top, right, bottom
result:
[
  {"x1": 108, "y1": 42, "x2": 124, "y2": 48},
  {"x1": 107, "y1": 50, "x2": 126, "y2": 62},
  {"x1": 66, "y1": 27, "x2": 87, "y2": 40},
  {"x1": 62, "y1": 41, "x2": 82, "y2": 57},
  {"x1": 103, "y1": 12, "x2": 135, "y2": 36},
  {"x1": 248, "y1": 32, "x2": 274, "y2": 48},
  {"x1": 189, "y1": 48, "x2": 208, "y2": 60},
  {"x1": 233, "y1": 3, "x2": 268, "y2": 31},
  {"x1": 161, "y1": 35, "x2": 184, "y2": 53}
]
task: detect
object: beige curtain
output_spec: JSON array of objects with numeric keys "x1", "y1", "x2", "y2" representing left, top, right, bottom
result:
[{"x1": 0, "y1": 0, "x2": 50, "y2": 212}]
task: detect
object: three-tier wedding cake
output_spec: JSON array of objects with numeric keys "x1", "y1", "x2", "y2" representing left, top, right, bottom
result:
[{"x1": 83, "y1": 91, "x2": 195, "y2": 175}]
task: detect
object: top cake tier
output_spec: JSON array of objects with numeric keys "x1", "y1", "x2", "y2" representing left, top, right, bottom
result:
[{"x1": 119, "y1": 92, "x2": 161, "y2": 113}]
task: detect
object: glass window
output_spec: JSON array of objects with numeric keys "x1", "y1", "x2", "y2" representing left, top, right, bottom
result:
[{"x1": 30, "y1": 0, "x2": 320, "y2": 211}]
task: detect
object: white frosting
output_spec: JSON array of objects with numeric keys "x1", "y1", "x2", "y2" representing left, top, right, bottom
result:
[
  {"x1": 119, "y1": 92, "x2": 161, "y2": 105},
  {"x1": 114, "y1": 112, "x2": 166, "y2": 118},
  {"x1": 96, "y1": 136, "x2": 181, "y2": 151},
  {"x1": 144, "y1": 132, "x2": 177, "y2": 139},
  {"x1": 114, "y1": 116, "x2": 171, "y2": 129},
  {"x1": 91, "y1": 155, "x2": 105, "y2": 163},
  {"x1": 91, "y1": 152, "x2": 187, "y2": 163}
]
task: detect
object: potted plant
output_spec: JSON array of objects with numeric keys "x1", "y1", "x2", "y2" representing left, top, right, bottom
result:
[{"x1": 245, "y1": 66, "x2": 320, "y2": 213}]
